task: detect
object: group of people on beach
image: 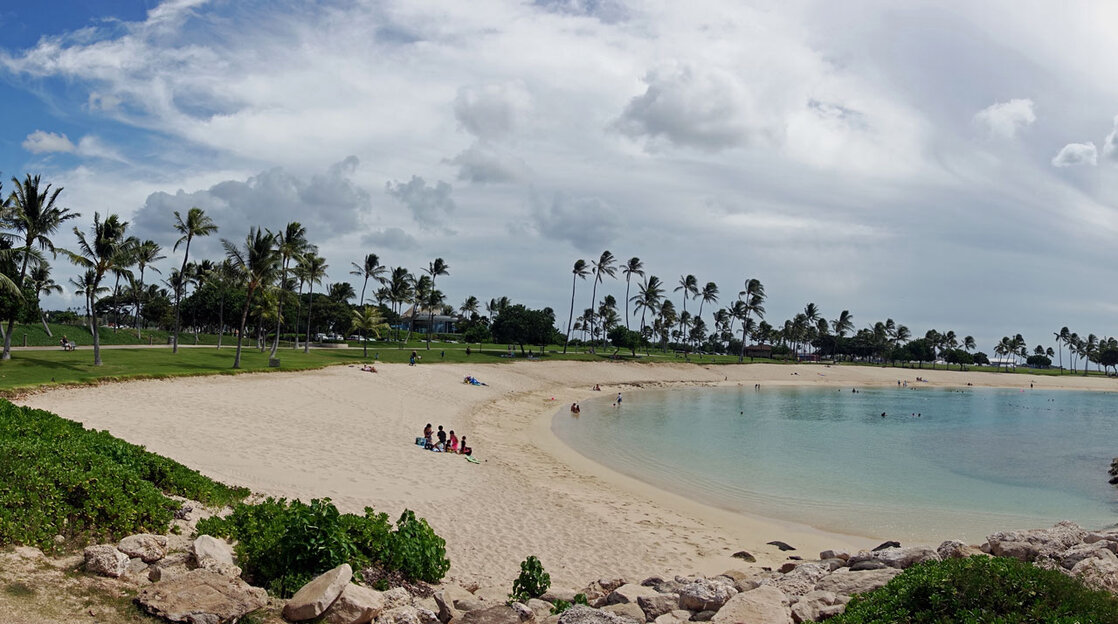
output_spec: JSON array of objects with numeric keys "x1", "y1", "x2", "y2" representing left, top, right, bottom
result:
[{"x1": 422, "y1": 423, "x2": 472, "y2": 455}]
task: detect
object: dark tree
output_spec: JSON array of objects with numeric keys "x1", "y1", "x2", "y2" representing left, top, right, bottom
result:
[{"x1": 491, "y1": 305, "x2": 556, "y2": 354}]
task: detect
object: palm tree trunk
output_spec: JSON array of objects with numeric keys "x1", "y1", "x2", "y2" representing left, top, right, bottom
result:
[
  {"x1": 90, "y1": 296, "x2": 102, "y2": 366},
  {"x1": 2, "y1": 243, "x2": 34, "y2": 360},
  {"x1": 217, "y1": 292, "x2": 225, "y2": 349},
  {"x1": 564, "y1": 274, "x2": 578, "y2": 354},
  {"x1": 624, "y1": 276, "x2": 632, "y2": 331},
  {"x1": 173, "y1": 239, "x2": 191, "y2": 354},
  {"x1": 39, "y1": 311, "x2": 52, "y2": 337},
  {"x1": 233, "y1": 295, "x2": 251, "y2": 368},
  {"x1": 303, "y1": 285, "x2": 315, "y2": 354},
  {"x1": 737, "y1": 315, "x2": 749, "y2": 363},
  {"x1": 270, "y1": 262, "x2": 288, "y2": 358},
  {"x1": 135, "y1": 267, "x2": 146, "y2": 338}
]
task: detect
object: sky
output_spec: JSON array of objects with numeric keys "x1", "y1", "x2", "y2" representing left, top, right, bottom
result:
[{"x1": 1, "y1": 0, "x2": 1118, "y2": 353}]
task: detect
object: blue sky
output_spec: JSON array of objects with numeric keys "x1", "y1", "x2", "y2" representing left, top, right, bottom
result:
[{"x1": 2, "y1": 0, "x2": 1118, "y2": 353}]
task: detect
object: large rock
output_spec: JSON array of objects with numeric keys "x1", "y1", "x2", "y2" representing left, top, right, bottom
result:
[
  {"x1": 936, "y1": 540, "x2": 982, "y2": 560},
  {"x1": 435, "y1": 586, "x2": 472, "y2": 622},
  {"x1": 848, "y1": 547, "x2": 939, "y2": 570},
  {"x1": 527, "y1": 599, "x2": 555, "y2": 621},
  {"x1": 637, "y1": 593, "x2": 679, "y2": 621},
  {"x1": 192, "y1": 535, "x2": 235, "y2": 567},
  {"x1": 134, "y1": 569, "x2": 267, "y2": 624},
  {"x1": 461, "y1": 604, "x2": 535, "y2": 624},
  {"x1": 818, "y1": 550, "x2": 849, "y2": 562},
  {"x1": 789, "y1": 591, "x2": 844, "y2": 624},
  {"x1": 1072, "y1": 555, "x2": 1118, "y2": 593},
  {"x1": 283, "y1": 563, "x2": 353, "y2": 621},
  {"x1": 324, "y1": 584, "x2": 386, "y2": 624},
  {"x1": 711, "y1": 586, "x2": 791, "y2": 624},
  {"x1": 381, "y1": 606, "x2": 423, "y2": 624},
  {"x1": 813, "y1": 568, "x2": 902, "y2": 597},
  {"x1": 542, "y1": 589, "x2": 581, "y2": 604},
  {"x1": 558, "y1": 605, "x2": 629, "y2": 624},
  {"x1": 384, "y1": 587, "x2": 415, "y2": 610},
  {"x1": 606, "y1": 584, "x2": 659, "y2": 606},
  {"x1": 678, "y1": 578, "x2": 737, "y2": 611},
  {"x1": 118, "y1": 534, "x2": 169, "y2": 563},
  {"x1": 986, "y1": 522, "x2": 1088, "y2": 562},
  {"x1": 84, "y1": 544, "x2": 130, "y2": 578},
  {"x1": 602, "y1": 602, "x2": 645, "y2": 623},
  {"x1": 768, "y1": 563, "x2": 830, "y2": 597},
  {"x1": 148, "y1": 552, "x2": 194, "y2": 584},
  {"x1": 1060, "y1": 543, "x2": 1117, "y2": 570},
  {"x1": 653, "y1": 610, "x2": 691, "y2": 624}
]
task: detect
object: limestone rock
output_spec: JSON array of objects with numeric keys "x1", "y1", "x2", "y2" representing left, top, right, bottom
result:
[
  {"x1": 418, "y1": 607, "x2": 441, "y2": 624},
  {"x1": 192, "y1": 535, "x2": 235, "y2": 567},
  {"x1": 528, "y1": 599, "x2": 555, "y2": 621},
  {"x1": 848, "y1": 547, "x2": 939, "y2": 570},
  {"x1": 542, "y1": 589, "x2": 581, "y2": 604},
  {"x1": 819, "y1": 550, "x2": 849, "y2": 562},
  {"x1": 789, "y1": 591, "x2": 842, "y2": 624},
  {"x1": 119, "y1": 534, "x2": 169, "y2": 563},
  {"x1": 148, "y1": 552, "x2": 193, "y2": 584},
  {"x1": 819, "y1": 559, "x2": 846, "y2": 572},
  {"x1": 461, "y1": 604, "x2": 535, "y2": 624},
  {"x1": 637, "y1": 593, "x2": 679, "y2": 620},
  {"x1": 989, "y1": 541, "x2": 1035, "y2": 561},
  {"x1": 325, "y1": 584, "x2": 386, "y2": 624},
  {"x1": 690, "y1": 610, "x2": 716, "y2": 621},
  {"x1": 1060, "y1": 543, "x2": 1117, "y2": 570},
  {"x1": 813, "y1": 568, "x2": 901, "y2": 596},
  {"x1": 848, "y1": 560, "x2": 887, "y2": 571},
  {"x1": 384, "y1": 587, "x2": 415, "y2": 610},
  {"x1": 84, "y1": 544, "x2": 130, "y2": 578},
  {"x1": 458, "y1": 597, "x2": 489, "y2": 613},
  {"x1": 283, "y1": 563, "x2": 353, "y2": 621},
  {"x1": 606, "y1": 584, "x2": 659, "y2": 606},
  {"x1": 380, "y1": 606, "x2": 422, "y2": 624},
  {"x1": 777, "y1": 563, "x2": 797, "y2": 574},
  {"x1": 558, "y1": 605, "x2": 631, "y2": 624},
  {"x1": 134, "y1": 569, "x2": 267, "y2": 624},
  {"x1": 436, "y1": 586, "x2": 471, "y2": 622},
  {"x1": 598, "y1": 579, "x2": 627, "y2": 593},
  {"x1": 678, "y1": 578, "x2": 737, "y2": 612},
  {"x1": 986, "y1": 522, "x2": 1087, "y2": 561},
  {"x1": 602, "y1": 602, "x2": 645, "y2": 623},
  {"x1": 653, "y1": 610, "x2": 691, "y2": 624},
  {"x1": 711, "y1": 586, "x2": 791, "y2": 624},
  {"x1": 936, "y1": 540, "x2": 982, "y2": 560},
  {"x1": 767, "y1": 564, "x2": 830, "y2": 597},
  {"x1": 1072, "y1": 555, "x2": 1118, "y2": 593}
]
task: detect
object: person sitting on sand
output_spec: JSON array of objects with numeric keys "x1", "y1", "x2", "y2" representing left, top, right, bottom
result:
[
  {"x1": 423, "y1": 423, "x2": 433, "y2": 448},
  {"x1": 459, "y1": 435, "x2": 472, "y2": 456},
  {"x1": 361, "y1": 364, "x2": 377, "y2": 373},
  {"x1": 448, "y1": 430, "x2": 458, "y2": 453},
  {"x1": 436, "y1": 425, "x2": 447, "y2": 450},
  {"x1": 594, "y1": 384, "x2": 601, "y2": 391}
]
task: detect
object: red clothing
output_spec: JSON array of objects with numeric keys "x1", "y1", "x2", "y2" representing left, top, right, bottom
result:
[{"x1": 449, "y1": 434, "x2": 459, "y2": 452}]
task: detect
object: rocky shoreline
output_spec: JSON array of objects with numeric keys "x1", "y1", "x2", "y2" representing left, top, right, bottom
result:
[{"x1": 21, "y1": 508, "x2": 1118, "y2": 624}]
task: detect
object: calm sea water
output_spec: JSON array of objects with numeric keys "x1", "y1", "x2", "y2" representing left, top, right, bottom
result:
[{"x1": 552, "y1": 385, "x2": 1118, "y2": 542}]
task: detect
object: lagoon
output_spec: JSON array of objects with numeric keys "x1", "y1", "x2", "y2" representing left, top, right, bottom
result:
[{"x1": 553, "y1": 385, "x2": 1118, "y2": 542}]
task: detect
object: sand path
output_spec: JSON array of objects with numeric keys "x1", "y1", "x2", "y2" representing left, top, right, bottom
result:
[{"x1": 17, "y1": 361, "x2": 1116, "y2": 589}]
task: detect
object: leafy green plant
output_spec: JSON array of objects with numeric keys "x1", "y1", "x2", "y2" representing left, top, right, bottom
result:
[
  {"x1": 0, "y1": 400, "x2": 247, "y2": 550},
  {"x1": 832, "y1": 555, "x2": 1118, "y2": 623},
  {"x1": 550, "y1": 599, "x2": 571, "y2": 615},
  {"x1": 384, "y1": 510, "x2": 451, "y2": 584},
  {"x1": 509, "y1": 556, "x2": 551, "y2": 603}
]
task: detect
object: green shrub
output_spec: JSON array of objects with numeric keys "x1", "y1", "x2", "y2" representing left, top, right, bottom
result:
[
  {"x1": 510, "y1": 556, "x2": 551, "y2": 603},
  {"x1": 198, "y1": 499, "x2": 447, "y2": 596},
  {"x1": 384, "y1": 509, "x2": 451, "y2": 584},
  {"x1": 0, "y1": 400, "x2": 248, "y2": 550},
  {"x1": 832, "y1": 555, "x2": 1118, "y2": 624}
]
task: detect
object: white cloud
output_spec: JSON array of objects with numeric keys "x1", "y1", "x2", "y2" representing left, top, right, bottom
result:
[
  {"x1": 974, "y1": 98, "x2": 1036, "y2": 138},
  {"x1": 22, "y1": 130, "x2": 76, "y2": 154},
  {"x1": 453, "y1": 82, "x2": 532, "y2": 142},
  {"x1": 1051, "y1": 142, "x2": 1098, "y2": 167},
  {"x1": 1104, "y1": 115, "x2": 1118, "y2": 161}
]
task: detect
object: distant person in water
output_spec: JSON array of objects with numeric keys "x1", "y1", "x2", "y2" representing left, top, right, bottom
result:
[{"x1": 881, "y1": 412, "x2": 886, "y2": 418}]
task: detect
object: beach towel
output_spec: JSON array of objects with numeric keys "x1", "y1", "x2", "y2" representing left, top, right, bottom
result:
[{"x1": 465, "y1": 456, "x2": 479, "y2": 464}]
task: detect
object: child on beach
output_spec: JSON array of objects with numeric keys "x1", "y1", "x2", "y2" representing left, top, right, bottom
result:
[
  {"x1": 459, "y1": 436, "x2": 472, "y2": 456},
  {"x1": 423, "y1": 423, "x2": 433, "y2": 448},
  {"x1": 615, "y1": 392, "x2": 622, "y2": 407},
  {"x1": 436, "y1": 425, "x2": 447, "y2": 450},
  {"x1": 448, "y1": 430, "x2": 458, "y2": 453}
]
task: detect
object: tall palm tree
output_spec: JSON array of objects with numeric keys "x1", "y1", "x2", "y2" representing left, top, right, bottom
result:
[
  {"x1": 28, "y1": 262, "x2": 62, "y2": 336},
  {"x1": 266, "y1": 222, "x2": 308, "y2": 358},
  {"x1": 350, "y1": 253, "x2": 386, "y2": 307},
  {"x1": 208, "y1": 260, "x2": 235, "y2": 349},
  {"x1": 564, "y1": 259, "x2": 589, "y2": 353},
  {"x1": 424, "y1": 258, "x2": 450, "y2": 349},
  {"x1": 351, "y1": 306, "x2": 389, "y2": 358},
  {"x1": 588, "y1": 251, "x2": 617, "y2": 343},
  {"x1": 3, "y1": 174, "x2": 79, "y2": 359},
  {"x1": 172, "y1": 207, "x2": 217, "y2": 354},
  {"x1": 299, "y1": 252, "x2": 328, "y2": 353},
  {"x1": 696, "y1": 282, "x2": 719, "y2": 334},
  {"x1": 1054, "y1": 326, "x2": 1070, "y2": 374},
  {"x1": 109, "y1": 236, "x2": 138, "y2": 332},
  {"x1": 69, "y1": 269, "x2": 105, "y2": 334},
  {"x1": 621, "y1": 257, "x2": 644, "y2": 330},
  {"x1": 736, "y1": 278, "x2": 766, "y2": 363},
  {"x1": 674, "y1": 274, "x2": 698, "y2": 340},
  {"x1": 830, "y1": 310, "x2": 853, "y2": 360},
  {"x1": 633, "y1": 275, "x2": 664, "y2": 336},
  {"x1": 402, "y1": 274, "x2": 431, "y2": 346},
  {"x1": 222, "y1": 227, "x2": 278, "y2": 368},
  {"x1": 67, "y1": 213, "x2": 128, "y2": 365},
  {"x1": 459, "y1": 295, "x2": 480, "y2": 319},
  {"x1": 963, "y1": 335, "x2": 976, "y2": 353},
  {"x1": 132, "y1": 240, "x2": 164, "y2": 337},
  {"x1": 386, "y1": 267, "x2": 413, "y2": 342}
]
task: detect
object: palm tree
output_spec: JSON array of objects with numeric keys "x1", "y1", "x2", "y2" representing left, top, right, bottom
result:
[
  {"x1": 109, "y1": 236, "x2": 137, "y2": 332},
  {"x1": 267, "y1": 222, "x2": 308, "y2": 359},
  {"x1": 328, "y1": 282, "x2": 355, "y2": 303},
  {"x1": 208, "y1": 260, "x2": 235, "y2": 349},
  {"x1": 69, "y1": 269, "x2": 105, "y2": 334},
  {"x1": 222, "y1": 227, "x2": 278, "y2": 368},
  {"x1": 3, "y1": 174, "x2": 79, "y2": 359},
  {"x1": 386, "y1": 267, "x2": 413, "y2": 342},
  {"x1": 621, "y1": 257, "x2": 644, "y2": 330},
  {"x1": 299, "y1": 251, "x2": 328, "y2": 353},
  {"x1": 459, "y1": 295, "x2": 480, "y2": 319},
  {"x1": 424, "y1": 258, "x2": 450, "y2": 349},
  {"x1": 964, "y1": 335, "x2": 976, "y2": 353},
  {"x1": 831, "y1": 310, "x2": 854, "y2": 360},
  {"x1": 28, "y1": 262, "x2": 62, "y2": 336},
  {"x1": 131, "y1": 240, "x2": 164, "y2": 337},
  {"x1": 403, "y1": 274, "x2": 431, "y2": 345},
  {"x1": 171, "y1": 207, "x2": 217, "y2": 354},
  {"x1": 67, "y1": 213, "x2": 128, "y2": 365},
  {"x1": 351, "y1": 306, "x2": 389, "y2": 358},
  {"x1": 632, "y1": 275, "x2": 664, "y2": 337},
  {"x1": 674, "y1": 274, "x2": 698, "y2": 340},
  {"x1": 1054, "y1": 327, "x2": 1069, "y2": 374},
  {"x1": 588, "y1": 251, "x2": 617, "y2": 343},
  {"x1": 695, "y1": 282, "x2": 719, "y2": 341},
  {"x1": 350, "y1": 253, "x2": 386, "y2": 306},
  {"x1": 736, "y1": 279, "x2": 766, "y2": 362},
  {"x1": 564, "y1": 259, "x2": 589, "y2": 353}
]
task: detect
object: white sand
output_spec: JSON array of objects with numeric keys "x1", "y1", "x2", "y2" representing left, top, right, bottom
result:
[{"x1": 17, "y1": 361, "x2": 1115, "y2": 588}]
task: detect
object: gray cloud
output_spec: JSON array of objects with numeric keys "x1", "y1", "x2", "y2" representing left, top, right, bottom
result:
[
  {"x1": 1104, "y1": 115, "x2": 1118, "y2": 161},
  {"x1": 1051, "y1": 142, "x2": 1098, "y2": 167},
  {"x1": 533, "y1": 0, "x2": 629, "y2": 23},
  {"x1": 385, "y1": 176, "x2": 456, "y2": 230},
  {"x1": 446, "y1": 143, "x2": 527, "y2": 184},
  {"x1": 453, "y1": 83, "x2": 532, "y2": 142},
  {"x1": 973, "y1": 98, "x2": 1036, "y2": 138},
  {"x1": 530, "y1": 193, "x2": 623, "y2": 252},
  {"x1": 614, "y1": 65, "x2": 751, "y2": 151},
  {"x1": 132, "y1": 156, "x2": 372, "y2": 255},
  {"x1": 362, "y1": 227, "x2": 419, "y2": 251}
]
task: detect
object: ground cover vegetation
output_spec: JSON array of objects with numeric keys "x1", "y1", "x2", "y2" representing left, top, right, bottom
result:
[
  {"x1": 1, "y1": 173, "x2": 1114, "y2": 376},
  {"x1": 0, "y1": 399, "x2": 247, "y2": 550},
  {"x1": 831, "y1": 555, "x2": 1118, "y2": 623},
  {"x1": 196, "y1": 498, "x2": 449, "y2": 597}
]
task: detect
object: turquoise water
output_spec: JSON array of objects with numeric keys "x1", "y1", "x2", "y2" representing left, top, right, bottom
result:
[{"x1": 552, "y1": 386, "x2": 1118, "y2": 542}]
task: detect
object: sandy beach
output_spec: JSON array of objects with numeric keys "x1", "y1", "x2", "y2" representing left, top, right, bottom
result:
[{"x1": 16, "y1": 361, "x2": 1118, "y2": 590}]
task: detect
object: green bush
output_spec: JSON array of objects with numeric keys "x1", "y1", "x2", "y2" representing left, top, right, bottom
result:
[
  {"x1": 510, "y1": 556, "x2": 551, "y2": 603},
  {"x1": 832, "y1": 555, "x2": 1118, "y2": 624},
  {"x1": 197, "y1": 499, "x2": 447, "y2": 596},
  {"x1": 0, "y1": 400, "x2": 248, "y2": 550}
]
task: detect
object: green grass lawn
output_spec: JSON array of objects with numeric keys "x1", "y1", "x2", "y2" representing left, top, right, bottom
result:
[{"x1": 5, "y1": 322, "x2": 226, "y2": 347}]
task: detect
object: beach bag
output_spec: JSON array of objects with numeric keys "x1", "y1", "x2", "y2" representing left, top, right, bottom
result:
[{"x1": 415, "y1": 437, "x2": 426, "y2": 447}]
